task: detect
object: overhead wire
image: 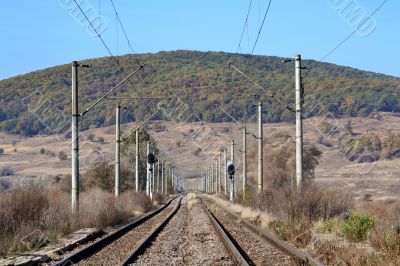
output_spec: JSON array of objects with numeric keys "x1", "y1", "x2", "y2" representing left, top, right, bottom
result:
[
  {"x1": 73, "y1": 0, "x2": 142, "y2": 92},
  {"x1": 109, "y1": 0, "x2": 143, "y2": 69},
  {"x1": 245, "y1": 0, "x2": 272, "y2": 69},
  {"x1": 236, "y1": 0, "x2": 253, "y2": 54},
  {"x1": 319, "y1": 0, "x2": 388, "y2": 61}
]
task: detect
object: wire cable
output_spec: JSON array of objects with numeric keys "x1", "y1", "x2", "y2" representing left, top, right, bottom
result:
[
  {"x1": 73, "y1": 0, "x2": 141, "y2": 90},
  {"x1": 108, "y1": 0, "x2": 150, "y2": 87},
  {"x1": 319, "y1": 0, "x2": 388, "y2": 61},
  {"x1": 236, "y1": 0, "x2": 253, "y2": 54},
  {"x1": 109, "y1": 0, "x2": 135, "y2": 55},
  {"x1": 248, "y1": 0, "x2": 272, "y2": 57}
]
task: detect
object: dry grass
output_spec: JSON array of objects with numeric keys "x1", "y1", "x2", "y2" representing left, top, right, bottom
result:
[
  {"x1": 205, "y1": 194, "x2": 276, "y2": 230},
  {"x1": 365, "y1": 201, "x2": 400, "y2": 262},
  {"x1": 251, "y1": 185, "x2": 353, "y2": 225},
  {"x1": 151, "y1": 192, "x2": 166, "y2": 207},
  {"x1": 310, "y1": 239, "x2": 388, "y2": 265},
  {"x1": 187, "y1": 192, "x2": 200, "y2": 210},
  {"x1": 0, "y1": 185, "x2": 153, "y2": 256}
]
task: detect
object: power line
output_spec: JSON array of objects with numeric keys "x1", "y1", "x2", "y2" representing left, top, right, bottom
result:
[
  {"x1": 73, "y1": 0, "x2": 142, "y2": 91},
  {"x1": 109, "y1": 0, "x2": 143, "y2": 71},
  {"x1": 236, "y1": 0, "x2": 253, "y2": 54},
  {"x1": 248, "y1": 0, "x2": 272, "y2": 57},
  {"x1": 320, "y1": 0, "x2": 388, "y2": 61},
  {"x1": 109, "y1": 0, "x2": 135, "y2": 55}
]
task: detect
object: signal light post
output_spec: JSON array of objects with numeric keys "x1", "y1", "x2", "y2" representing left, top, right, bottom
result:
[
  {"x1": 228, "y1": 162, "x2": 235, "y2": 202},
  {"x1": 230, "y1": 140, "x2": 235, "y2": 199},
  {"x1": 146, "y1": 142, "x2": 155, "y2": 199}
]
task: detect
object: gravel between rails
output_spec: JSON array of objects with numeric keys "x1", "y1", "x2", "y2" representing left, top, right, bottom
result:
[
  {"x1": 203, "y1": 198, "x2": 298, "y2": 266},
  {"x1": 76, "y1": 198, "x2": 180, "y2": 266},
  {"x1": 131, "y1": 197, "x2": 235, "y2": 266}
]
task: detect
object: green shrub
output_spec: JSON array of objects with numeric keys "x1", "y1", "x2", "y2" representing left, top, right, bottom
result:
[
  {"x1": 269, "y1": 220, "x2": 288, "y2": 241},
  {"x1": 322, "y1": 218, "x2": 336, "y2": 234},
  {"x1": 238, "y1": 185, "x2": 254, "y2": 205},
  {"x1": 342, "y1": 213, "x2": 375, "y2": 241}
]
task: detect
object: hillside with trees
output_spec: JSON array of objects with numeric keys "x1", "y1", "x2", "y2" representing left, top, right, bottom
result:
[{"x1": 0, "y1": 50, "x2": 399, "y2": 136}]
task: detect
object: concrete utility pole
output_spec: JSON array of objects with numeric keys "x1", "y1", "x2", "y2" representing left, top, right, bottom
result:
[
  {"x1": 205, "y1": 171, "x2": 208, "y2": 193},
  {"x1": 243, "y1": 126, "x2": 247, "y2": 197},
  {"x1": 115, "y1": 105, "x2": 121, "y2": 197},
  {"x1": 211, "y1": 162, "x2": 216, "y2": 192},
  {"x1": 172, "y1": 168, "x2": 174, "y2": 192},
  {"x1": 152, "y1": 148, "x2": 155, "y2": 192},
  {"x1": 206, "y1": 173, "x2": 208, "y2": 192},
  {"x1": 165, "y1": 166, "x2": 169, "y2": 194},
  {"x1": 224, "y1": 148, "x2": 227, "y2": 195},
  {"x1": 258, "y1": 102, "x2": 263, "y2": 193},
  {"x1": 214, "y1": 161, "x2": 218, "y2": 194},
  {"x1": 161, "y1": 160, "x2": 164, "y2": 193},
  {"x1": 230, "y1": 140, "x2": 235, "y2": 200},
  {"x1": 218, "y1": 153, "x2": 222, "y2": 194},
  {"x1": 135, "y1": 130, "x2": 139, "y2": 192},
  {"x1": 207, "y1": 170, "x2": 210, "y2": 193},
  {"x1": 157, "y1": 158, "x2": 160, "y2": 192},
  {"x1": 71, "y1": 61, "x2": 79, "y2": 215},
  {"x1": 146, "y1": 142, "x2": 151, "y2": 197},
  {"x1": 70, "y1": 63, "x2": 139, "y2": 214},
  {"x1": 295, "y1": 54, "x2": 304, "y2": 190}
]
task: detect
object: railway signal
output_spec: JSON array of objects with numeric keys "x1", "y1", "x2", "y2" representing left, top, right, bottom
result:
[
  {"x1": 227, "y1": 161, "x2": 235, "y2": 202},
  {"x1": 146, "y1": 142, "x2": 155, "y2": 199}
]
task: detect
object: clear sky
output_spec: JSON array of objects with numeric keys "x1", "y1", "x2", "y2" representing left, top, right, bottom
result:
[{"x1": 0, "y1": 0, "x2": 399, "y2": 80}]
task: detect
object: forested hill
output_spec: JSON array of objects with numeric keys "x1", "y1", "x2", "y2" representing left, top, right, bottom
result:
[{"x1": 0, "y1": 50, "x2": 399, "y2": 136}]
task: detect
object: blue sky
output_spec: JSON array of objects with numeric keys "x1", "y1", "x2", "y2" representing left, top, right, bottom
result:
[{"x1": 0, "y1": 0, "x2": 398, "y2": 80}]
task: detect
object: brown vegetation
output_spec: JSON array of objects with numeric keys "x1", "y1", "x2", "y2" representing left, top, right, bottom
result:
[{"x1": 0, "y1": 186, "x2": 153, "y2": 256}]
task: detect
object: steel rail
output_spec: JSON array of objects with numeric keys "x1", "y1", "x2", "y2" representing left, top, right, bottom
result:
[
  {"x1": 202, "y1": 196, "x2": 324, "y2": 266},
  {"x1": 199, "y1": 197, "x2": 250, "y2": 265},
  {"x1": 54, "y1": 196, "x2": 178, "y2": 266},
  {"x1": 120, "y1": 196, "x2": 183, "y2": 265}
]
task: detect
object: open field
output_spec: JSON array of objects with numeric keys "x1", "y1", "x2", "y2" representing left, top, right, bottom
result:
[{"x1": 0, "y1": 112, "x2": 399, "y2": 204}]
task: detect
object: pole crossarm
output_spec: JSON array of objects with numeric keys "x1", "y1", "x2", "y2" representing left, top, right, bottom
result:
[
  {"x1": 218, "y1": 106, "x2": 243, "y2": 128},
  {"x1": 230, "y1": 63, "x2": 298, "y2": 114},
  {"x1": 80, "y1": 66, "x2": 143, "y2": 116},
  {"x1": 121, "y1": 109, "x2": 160, "y2": 142},
  {"x1": 106, "y1": 96, "x2": 175, "y2": 100},
  {"x1": 229, "y1": 63, "x2": 266, "y2": 93}
]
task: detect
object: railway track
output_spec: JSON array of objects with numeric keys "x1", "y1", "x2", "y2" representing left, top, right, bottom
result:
[
  {"x1": 200, "y1": 196, "x2": 324, "y2": 266},
  {"x1": 130, "y1": 194, "x2": 235, "y2": 265},
  {"x1": 54, "y1": 194, "x2": 323, "y2": 265},
  {"x1": 54, "y1": 196, "x2": 182, "y2": 266}
]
